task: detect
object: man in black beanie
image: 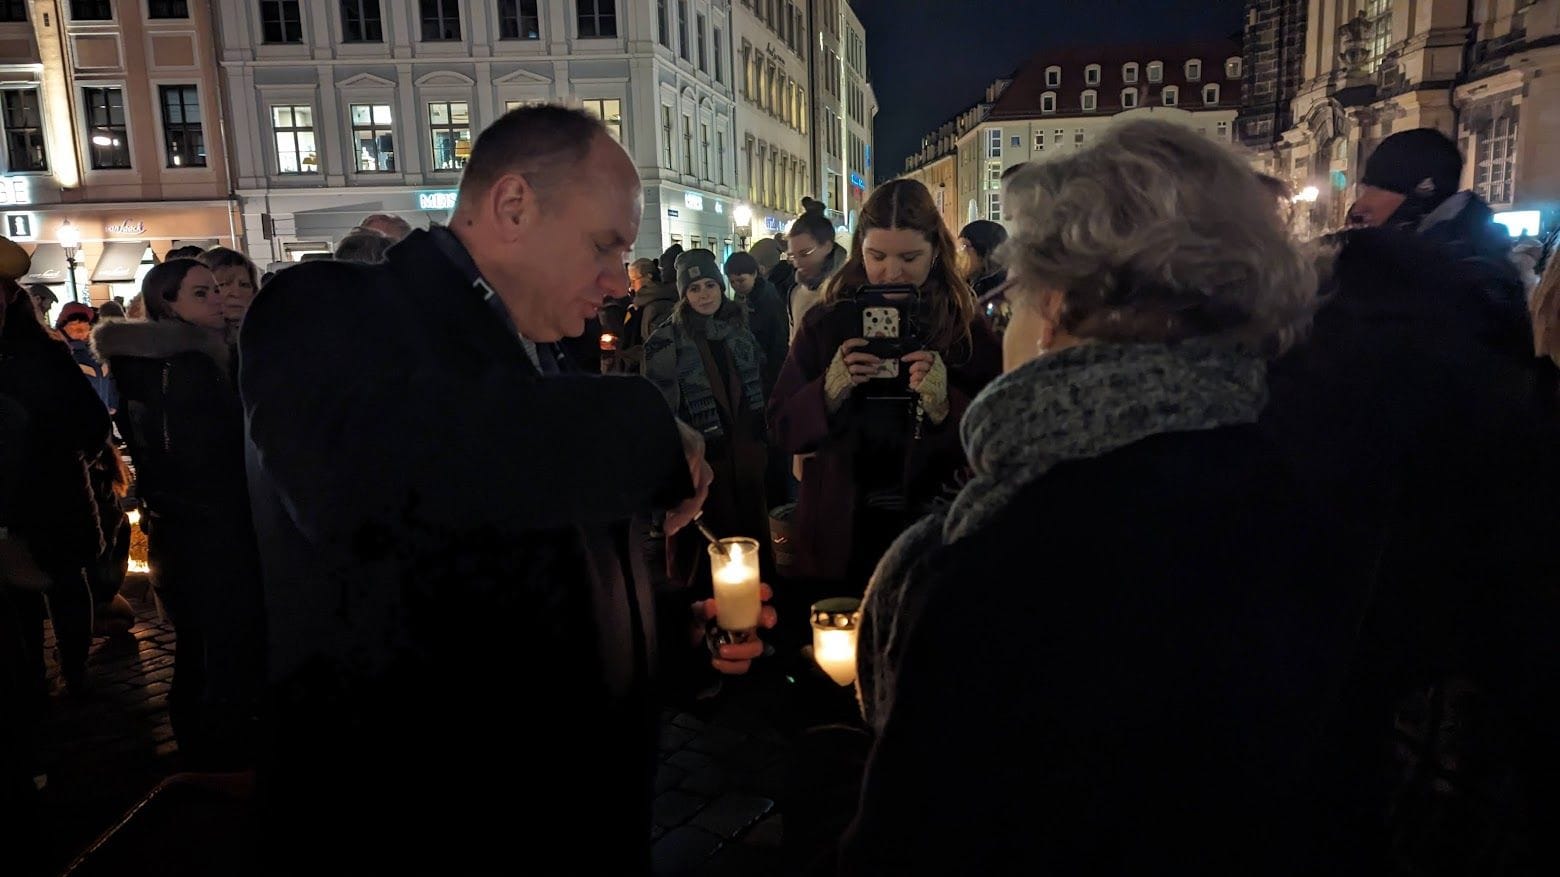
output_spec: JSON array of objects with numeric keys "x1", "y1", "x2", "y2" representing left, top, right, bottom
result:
[{"x1": 1348, "y1": 127, "x2": 1529, "y2": 355}]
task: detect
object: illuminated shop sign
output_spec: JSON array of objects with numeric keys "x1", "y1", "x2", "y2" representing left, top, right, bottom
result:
[
  {"x1": 417, "y1": 190, "x2": 458, "y2": 210},
  {"x1": 683, "y1": 192, "x2": 705, "y2": 211},
  {"x1": 0, "y1": 177, "x2": 31, "y2": 206}
]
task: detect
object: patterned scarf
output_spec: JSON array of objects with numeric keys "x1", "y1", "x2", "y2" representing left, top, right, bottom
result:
[
  {"x1": 857, "y1": 339, "x2": 1270, "y2": 731},
  {"x1": 647, "y1": 299, "x2": 766, "y2": 438}
]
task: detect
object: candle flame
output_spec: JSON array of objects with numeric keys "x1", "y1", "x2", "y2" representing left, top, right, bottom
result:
[
  {"x1": 126, "y1": 508, "x2": 141, "y2": 526},
  {"x1": 728, "y1": 542, "x2": 744, "y2": 565}
]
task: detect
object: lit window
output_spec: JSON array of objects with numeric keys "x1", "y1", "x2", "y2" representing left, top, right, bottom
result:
[
  {"x1": 1203, "y1": 84, "x2": 1220, "y2": 105},
  {"x1": 428, "y1": 101, "x2": 470, "y2": 170},
  {"x1": 1185, "y1": 59, "x2": 1202, "y2": 81},
  {"x1": 1147, "y1": 61, "x2": 1163, "y2": 83},
  {"x1": 1122, "y1": 62, "x2": 1138, "y2": 83},
  {"x1": 1, "y1": 89, "x2": 48, "y2": 172},
  {"x1": 1034, "y1": 131, "x2": 1044, "y2": 151},
  {"x1": 349, "y1": 103, "x2": 395, "y2": 172},
  {"x1": 1226, "y1": 57, "x2": 1243, "y2": 79},
  {"x1": 581, "y1": 98, "x2": 621, "y2": 141},
  {"x1": 1041, "y1": 92, "x2": 1056, "y2": 114},
  {"x1": 987, "y1": 128, "x2": 1001, "y2": 158},
  {"x1": 84, "y1": 87, "x2": 130, "y2": 169},
  {"x1": 1474, "y1": 113, "x2": 1518, "y2": 206},
  {"x1": 987, "y1": 191, "x2": 1000, "y2": 221},
  {"x1": 1081, "y1": 90, "x2": 1096, "y2": 112},
  {"x1": 271, "y1": 104, "x2": 318, "y2": 173},
  {"x1": 1121, "y1": 88, "x2": 1138, "y2": 109},
  {"x1": 987, "y1": 160, "x2": 1000, "y2": 185},
  {"x1": 1045, "y1": 66, "x2": 1061, "y2": 88},
  {"x1": 1162, "y1": 86, "x2": 1178, "y2": 107},
  {"x1": 1084, "y1": 64, "x2": 1100, "y2": 86}
]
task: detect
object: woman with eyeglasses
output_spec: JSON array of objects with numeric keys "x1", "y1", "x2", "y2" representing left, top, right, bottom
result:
[
  {"x1": 785, "y1": 198, "x2": 848, "y2": 339},
  {"x1": 768, "y1": 180, "x2": 1002, "y2": 605}
]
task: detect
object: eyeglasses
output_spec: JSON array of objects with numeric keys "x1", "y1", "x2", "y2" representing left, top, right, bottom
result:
[{"x1": 786, "y1": 244, "x2": 821, "y2": 261}]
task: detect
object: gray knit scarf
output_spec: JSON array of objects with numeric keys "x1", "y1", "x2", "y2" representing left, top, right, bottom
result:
[{"x1": 855, "y1": 339, "x2": 1270, "y2": 731}]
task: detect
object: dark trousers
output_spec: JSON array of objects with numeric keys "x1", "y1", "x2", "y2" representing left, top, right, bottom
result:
[
  {"x1": 0, "y1": 587, "x2": 45, "y2": 874},
  {"x1": 43, "y1": 564, "x2": 93, "y2": 684}
]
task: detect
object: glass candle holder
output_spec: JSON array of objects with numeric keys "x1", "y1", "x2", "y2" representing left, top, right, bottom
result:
[
  {"x1": 811, "y1": 597, "x2": 860, "y2": 687},
  {"x1": 709, "y1": 537, "x2": 762, "y2": 638}
]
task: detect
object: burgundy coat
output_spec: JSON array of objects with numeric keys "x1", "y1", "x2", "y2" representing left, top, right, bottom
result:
[{"x1": 768, "y1": 298, "x2": 1002, "y2": 581}]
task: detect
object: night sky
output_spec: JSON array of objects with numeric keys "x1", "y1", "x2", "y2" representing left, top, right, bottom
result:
[{"x1": 855, "y1": 0, "x2": 1249, "y2": 176}]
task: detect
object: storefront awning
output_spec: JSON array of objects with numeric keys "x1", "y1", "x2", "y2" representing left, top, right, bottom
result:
[
  {"x1": 91, "y1": 241, "x2": 153, "y2": 283},
  {"x1": 20, "y1": 242, "x2": 69, "y2": 286}
]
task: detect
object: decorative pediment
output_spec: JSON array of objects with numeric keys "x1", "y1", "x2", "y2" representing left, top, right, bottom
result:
[
  {"x1": 415, "y1": 71, "x2": 475, "y2": 87},
  {"x1": 338, "y1": 73, "x2": 396, "y2": 90},
  {"x1": 493, "y1": 68, "x2": 553, "y2": 85}
]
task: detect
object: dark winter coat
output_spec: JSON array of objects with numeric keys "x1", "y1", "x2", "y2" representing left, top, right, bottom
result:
[
  {"x1": 768, "y1": 298, "x2": 1002, "y2": 582},
  {"x1": 740, "y1": 276, "x2": 791, "y2": 396},
  {"x1": 66, "y1": 337, "x2": 117, "y2": 412},
  {"x1": 0, "y1": 324, "x2": 107, "y2": 570},
  {"x1": 1413, "y1": 191, "x2": 1532, "y2": 357},
  {"x1": 633, "y1": 280, "x2": 680, "y2": 344},
  {"x1": 841, "y1": 425, "x2": 1352, "y2": 876},
  {"x1": 1259, "y1": 228, "x2": 1560, "y2": 874},
  {"x1": 238, "y1": 228, "x2": 696, "y2": 874}
]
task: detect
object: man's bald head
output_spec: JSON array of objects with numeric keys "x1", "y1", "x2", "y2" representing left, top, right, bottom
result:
[{"x1": 457, "y1": 105, "x2": 617, "y2": 207}]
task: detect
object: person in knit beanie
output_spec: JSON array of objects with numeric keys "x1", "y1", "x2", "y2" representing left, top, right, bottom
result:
[
  {"x1": 643, "y1": 248, "x2": 772, "y2": 590},
  {"x1": 1348, "y1": 127, "x2": 1531, "y2": 356}
]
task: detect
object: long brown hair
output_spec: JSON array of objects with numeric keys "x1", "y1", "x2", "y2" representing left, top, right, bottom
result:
[{"x1": 824, "y1": 179, "x2": 977, "y2": 356}]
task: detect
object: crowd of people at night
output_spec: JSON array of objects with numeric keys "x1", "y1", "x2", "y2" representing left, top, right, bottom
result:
[{"x1": 2, "y1": 104, "x2": 1558, "y2": 876}]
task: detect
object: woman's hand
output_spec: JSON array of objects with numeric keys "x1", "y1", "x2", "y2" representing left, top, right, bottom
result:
[
  {"x1": 691, "y1": 583, "x2": 779, "y2": 675},
  {"x1": 902, "y1": 350, "x2": 938, "y2": 390},
  {"x1": 839, "y1": 338, "x2": 883, "y2": 386}
]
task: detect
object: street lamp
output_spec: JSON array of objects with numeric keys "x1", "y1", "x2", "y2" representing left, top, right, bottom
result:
[
  {"x1": 1292, "y1": 185, "x2": 1320, "y2": 204},
  {"x1": 732, "y1": 203, "x2": 752, "y2": 228},
  {"x1": 58, "y1": 219, "x2": 81, "y2": 304}
]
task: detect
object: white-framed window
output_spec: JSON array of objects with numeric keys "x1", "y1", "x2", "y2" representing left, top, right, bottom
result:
[
  {"x1": 1010, "y1": 134, "x2": 1021, "y2": 147},
  {"x1": 271, "y1": 104, "x2": 318, "y2": 173},
  {"x1": 157, "y1": 85, "x2": 206, "y2": 168},
  {"x1": 986, "y1": 160, "x2": 1000, "y2": 186},
  {"x1": 1121, "y1": 88, "x2": 1138, "y2": 109},
  {"x1": 987, "y1": 191, "x2": 1000, "y2": 221},
  {"x1": 1147, "y1": 61, "x2": 1163, "y2": 83},
  {"x1": 259, "y1": 0, "x2": 303, "y2": 43},
  {"x1": 714, "y1": 28, "x2": 724, "y2": 83},
  {"x1": 657, "y1": 0, "x2": 669, "y2": 47},
  {"x1": 662, "y1": 103, "x2": 674, "y2": 167},
  {"x1": 1074, "y1": 128, "x2": 1084, "y2": 145},
  {"x1": 677, "y1": 0, "x2": 689, "y2": 59},
  {"x1": 581, "y1": 98, "x2": 621, "y2": 141},
  {"x1": 427, "y1": 100, "x2": 470, "y2": 170},
  {"x1": 696, "y1": 12, "x2": 707, "y2": 72},
  {"x1": 1185, "y1": 59, "x2": 1202, "y2": 81},
  {"x1": 987, "y1": 128, "x2": 1001, "y2": 158},
  {"x1": 1474, "y1": 113, "x2": 1518, "y2": 206},
  {"x1": 503, "y1": 99, "x2": 541, "y2": 112},
  {"x1": 418, "y1": 0, "x2": 461, "y2": 41},
  {"x1": 1203, "y1": 84, "x2": 1220, "y2": 105},
  {"x1": 1216, "y1": 121, "x2": 1229, "y2": 140},
  {"x1": 701, "y1": 120, "x2": 711, "y2": 180},
  {"x1": 1367, "y1": 0, "x2": 1392, "y2": 72},
  {"x1": 1085, "y1": 64, "x2": 1101, "y2": 86},
  {"x1": 682, "y1": 111, "x2": 693, "y2": 171},
  {"x1": 82, "y1": 86, "x2": 131, "y2": 169},
  {"x1": 1123, "y1": 62, "x2": 1139, "y2": 83},
  {"x1": 1045, "y1": 66, "x2": 1061, "y2": 88},
  {"x1": 1226, "y1": 57, "x2": 1243, "y2": 79},
  {"x1": 1081, "y1": 90, "x2": 1097, "y2": 112},
  {"x1": 1, "y1": 89, "x2": 48, "y2": 173},
  {"x1": 716, "y1": 127, "x2": 726, "y2": 185},
  {"x1": 1054, "y1": 128, "x2": 1063, "y2": 144},
  {"x1": 1161, "y1": 85, "x2": 1178, "y2": 106},
  {"x1": 69, "y1": 0, "x2": 113, "y2": 18},
  {"x1": 1041, "y1": 91, "x2": 1056, "y2": 114},
  {"x1": 341, "y1": 0, "x2": 384, "y2": 42},
  {"x1": 349, "y1": 103, "x2": 396, "y2": 172},
  {"x1": 577, "y1": 0, "x2": 617, "y2": 38},
  {"x1": 1034, "y1": 130, "x2": 1044, "y2": 151}
]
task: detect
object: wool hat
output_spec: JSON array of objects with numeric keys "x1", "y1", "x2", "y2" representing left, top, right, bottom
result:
[
  {"x1": 958, "y1": 220, "x2": 1010, "y2": 260},
  {"x1": 1361, "y1": 128, "x2": 1463, "y2": 204},
  {"x1": 724, "y1": 251, "x2": 760, "y2": 277},
  {"x1": 675, "y1": 249, "x2": 725, "y2": 296},
  {"x1": 55, "y1": 301, "x2": 94, "y2": 329},
  {"x1": 659, "y1": 244, "x2": 685, "y2": 287}
]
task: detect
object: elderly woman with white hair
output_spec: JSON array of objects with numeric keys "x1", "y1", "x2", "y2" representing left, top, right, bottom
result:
[{"x1": 841, "y1": 121, "x2": 1353, "y2": 875}]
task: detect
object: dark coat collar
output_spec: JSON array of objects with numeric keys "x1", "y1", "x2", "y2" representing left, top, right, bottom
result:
[{"x1": 91, "y1": 318, "x2": 229, "y2": 368}]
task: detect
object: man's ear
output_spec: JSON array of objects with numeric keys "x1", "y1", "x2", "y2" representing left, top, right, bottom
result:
[{"x1": 489, "y1": 173, "x2": 534, "y2": 243}]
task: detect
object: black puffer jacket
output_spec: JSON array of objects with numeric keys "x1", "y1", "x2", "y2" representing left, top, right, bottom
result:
[
  {"x1": 0, "y1": 302, "x2": 108, "y2": 569},
  {"x1": 1413, "y1": 191, "x2": 1532, "y2": 357}
]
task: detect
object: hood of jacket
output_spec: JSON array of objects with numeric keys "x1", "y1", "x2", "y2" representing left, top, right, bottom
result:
[
  {"x1": 91, "y1": 317, "x2": 230, "y2": 368},
  {"x1": 633, "y1": 280, "x2": 679, "y2": 309}
]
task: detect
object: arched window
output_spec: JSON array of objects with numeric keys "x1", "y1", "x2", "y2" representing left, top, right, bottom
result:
[
  {"x1": 1147, "y1": 61, "x2": 1163, "y2": 83},
  {"x1": 1122, "y1": 62, "x2": 1139, "y2": 83},
  {"x1": 1081, "y1": 90, "x2": 1097, "y2": 112},
  {"x1": 1203, "y1": 83, "x2": 1220, "y2": 105},
  {"x1": 1084, "y1": 64, "x2": 1100, "y2": 86},
  {"x1": 1041, "y1": 91, "x2": 1056, "y2": 114},
  {"x1": 1225, "y1": 57, "x2": 1243, "y2": 79},
  {"x1": 1121, "y1": 88, "x2": 1138, "y2": 109},
  {"x1": 1161, "y1": 86, "x2": 1178, "y2": 107},
  {"x1": 1045, "y1": 65, "x2": 1061, "y2": 87},
  {"x1": 1185, "y1": 59, "x2": 1202, "y2": 81}
]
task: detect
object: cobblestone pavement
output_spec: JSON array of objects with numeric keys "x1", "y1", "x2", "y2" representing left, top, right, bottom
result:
[{"x1": 31, "y1": 579, "x2": 790, "y2": 877}]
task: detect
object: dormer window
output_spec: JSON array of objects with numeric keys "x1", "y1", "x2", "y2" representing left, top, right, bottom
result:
[
  {"x1": 1185, "y1": 59, "x2": 1202, "y2": 81},
  {"x1": 1084, "y1": 64, "x2": 1100, "y2": 86},
  {"x1": 1121, "y1": 88, "x2": 1138, "y2": 109},
  {"x1": 1203, "y1": 83, "x2": 1220, "y2": 105},
  {"x1": 1226, "y1": 57, "x2": 1243, "y2": 79},
  {"x1": 1122, "y1": 62, "x2": 1139, "y2": 84},
  {"x1": 1147, "y1": 61, "x2": 1163, "y2": 83},
  {"x1": 1161, "y1": 85, "x2": 1178, "y2": 106},
  {"x1": 1045, "y1": 66, "x2": 1061, "y2": 88},
  {"x1": 1081, "y1": 89, "x2": 1097, "y2": 112},
  {"x1": 1041, "y1": 91, "x2": 1056, "y2": 114}
]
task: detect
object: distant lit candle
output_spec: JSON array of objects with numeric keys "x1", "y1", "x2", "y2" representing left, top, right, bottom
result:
[
  {"x1": 811, "y1": 598, "x2": 860, "y2": 687},
  {"x1": 709, "y1": 537, "x2": 762, "y2": 634}
]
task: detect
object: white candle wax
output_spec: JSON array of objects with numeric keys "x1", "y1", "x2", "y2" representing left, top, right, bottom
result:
[
  {"x1": 711, "y1": 541, "x2": 761, "y2": 631},
  {"x1": 814, "y1": 628, "x2": 857, "y2": 686}
]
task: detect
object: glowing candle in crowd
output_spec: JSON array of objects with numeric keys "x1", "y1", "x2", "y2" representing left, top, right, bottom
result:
[
  {"x1": 811, "y1": 598, "x2": 860, "y2": 687},
  {"x1": 710, "y1": 537, "x2": 762, "y2": 634}
]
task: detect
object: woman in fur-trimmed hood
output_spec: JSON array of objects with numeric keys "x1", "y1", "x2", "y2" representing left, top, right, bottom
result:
[{"x1": 91, "y1": 258, "x2": 264, "y2": 770}]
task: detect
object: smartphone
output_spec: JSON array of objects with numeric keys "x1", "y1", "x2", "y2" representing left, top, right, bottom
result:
[{"x1": 857, "y1": 285, "x2": 919, "y2": 381}]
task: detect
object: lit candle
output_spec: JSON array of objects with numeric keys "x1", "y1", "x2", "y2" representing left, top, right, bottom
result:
[
  {"x1": 709, "y1": 537, "x2": 762, "y2": 634},
  {"x1": 811, "y1": 598, "x2": 860, "y2": 687}
]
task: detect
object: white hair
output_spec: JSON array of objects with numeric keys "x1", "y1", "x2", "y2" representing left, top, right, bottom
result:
[{"x1": 1001, "y1": 119, "x2": 1317, "y2": 355}]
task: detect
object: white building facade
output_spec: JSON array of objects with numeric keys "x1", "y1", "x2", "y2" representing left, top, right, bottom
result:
[
  {"x1": 730, "y1": 0, "x2": 809, "y2": 249},
  {"x1": 213, "y1": 0, "x2": 738, "y2": 264},
  {"x1": 840, "y1": 1, "x2": 875, "y2": 227}
]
